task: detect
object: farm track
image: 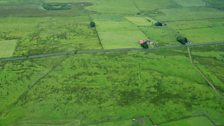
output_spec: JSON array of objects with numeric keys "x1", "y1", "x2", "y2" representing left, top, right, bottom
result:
[
  {"x1": 187, "y1": 46, "x2": 218, "y2": 93},
  {"x1": 0, "y1": 42, "x2": 224, "y2": 61}
]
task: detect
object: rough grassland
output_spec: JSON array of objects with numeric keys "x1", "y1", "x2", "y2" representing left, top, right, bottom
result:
[
  {"x1": 0, "y1": 0, "x2": 224, "y2": 126},
  {"x1": 0, "y1": 16, "x2": 101, "y2": 56},
  {"x1": 191, "y1": 45, "x2": 224, "y2": 93},
  {"x1": 1, "y1": 48, "x2": 224, "y2": 126}
]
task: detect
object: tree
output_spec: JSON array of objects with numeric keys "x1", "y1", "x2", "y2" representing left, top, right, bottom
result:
[
  {"x1": 90, "y1": 21, "x2": 96, "y2": 28},
  {"x1": 176, "y1": 35, "x2": 188, "y2": 45},
  {"x1": 154, "y1": 21, "x2": 163, "y2": 26},
  {"x1": 137, "y1": 12, "x2": 141, "y2": 15},
  {"x1": 141, "y1": 42, "x2": 149, "y2": 49}
]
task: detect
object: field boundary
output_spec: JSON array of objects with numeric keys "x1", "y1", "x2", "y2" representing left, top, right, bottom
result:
[
  {"x1": 87, "y1": 13, "x2": 104, "y2": 49},
  {"x1": 187, "y1": 46, "x2": 218, "y2": 93},
  {"x1": 0, "y1": 42, "x2": 223, "y2": 61}
]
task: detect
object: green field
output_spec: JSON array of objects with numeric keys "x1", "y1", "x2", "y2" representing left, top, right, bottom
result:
[
  {"x1": 125, "y1": 17, "x2": 152, "y2": 26},
  {"x1": 0, "y1": 40, "x2": 17, "y2": 58},
  {"x1": 1, "y1": 48, "x2": 224, "y2": 126},
  {"x1": 174, "y1": 0, "x2": 206, "y2": 7},
  {"x1": 0, "y1": 0, "x2": 224, "y2": 126},
  {"x1": 160, "y1": 116, "x2": 213, "y2": 126},
  {"x1": 94, "y1": 15, "x2": 148, "y2": 49}
]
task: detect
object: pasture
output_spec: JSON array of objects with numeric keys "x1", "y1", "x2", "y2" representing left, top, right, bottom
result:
[
  {"x1": 94, "y1": 15, "x2": 148, "y2": 49},
  {"x1": 0, "y1": 0, "x2": 224, "y2": 126},
  {"x1": 1, "y1": 48, "x2": 224, "y2": 126},
  {"x1": 0, "y1": 40, "x2": 17, "y2": 58},
  {"x1": 160, "y1": 116, "x2": 213, "y2": 126},
  {"x1": 125, "y1": 17, "x2": 152, "y2": 26}
]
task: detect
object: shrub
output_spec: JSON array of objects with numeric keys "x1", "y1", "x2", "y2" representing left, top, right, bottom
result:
[
  {"x1": 137, "y1": 12, "x2": 141, "y2": 15},
  {"x1": 177, "y1": 35, "x2": 188, "y2": 45},
  {"x1": 90, "y1": 21, "x2": 96, "y2": 28},
  {"x1": 154, "y1": 21, "x2": 163, "y2": 26},
  {"x1": 141, "y1": 43, "x2": 149, "y2": 49}
]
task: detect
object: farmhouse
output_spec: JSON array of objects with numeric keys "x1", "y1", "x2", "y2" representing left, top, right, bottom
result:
[{"x1": 139, "y1": 39, "x2": 154, "y2": 48}]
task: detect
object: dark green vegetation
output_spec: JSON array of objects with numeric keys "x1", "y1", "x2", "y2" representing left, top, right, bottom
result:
[
  {"x1": 42, "y1": 3, "x2": 72, "y2": 10},
  {"x1": 154, "y1": 22, "x2": 163, "y2": 26},
  {"x1": 90, "y1": 21, "x2": 96, "y2": 28},
  {"x1": 177, "y1": 35, "x2": 188, "y2": 45},
  {"x1": 0, "y1": 0, "x2": 224, "y2": 126}
]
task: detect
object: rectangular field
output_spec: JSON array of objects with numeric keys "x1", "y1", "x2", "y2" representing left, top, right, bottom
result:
[
  {"x1": 0, "y1": 40, "x2": 17, "y2": 58},
  {"x1": 140, "y1": 26, "x2": 179, "y2": 46},
  {"x1": 94, "y1": 15, "x2": 148, "y2": 49},
  {"x1": 0, "y1": 17, "x2": 101, "y2": 56}
]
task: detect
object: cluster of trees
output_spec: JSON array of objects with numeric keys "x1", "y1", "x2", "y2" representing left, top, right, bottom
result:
[
  {"x1": 177, "y1": 35, "x2": 188, "y2": 45},
  {"x1": 153, "y1": 21, "x2": 189, "y2": 45},
  {"x1": 90, "y1": 21, "x2": 96, "y2": 28}
]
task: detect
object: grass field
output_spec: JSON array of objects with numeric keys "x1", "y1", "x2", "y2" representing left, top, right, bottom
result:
[
  {"x1": 1, "y1": 48, "x2": 224, "y2": 126},
  {"x1": 0, "y1": 16, "x2": 101, "y2": 56},
  {"x1": 191, "y1": 45, "x2": 224, "y2": 92},
  {"x1": 94, "y1": 15, "x2": 148, "y2": 49},
  {"x1": 160, "y1": 116, "x2": 213, "y2": 126},
  {"x1": 0, "y1": 40, "x2": 17, "y2": 58},
  {"x1": 174, "y1": 0, "x2": 206, "y2": 7},
  {"x1": 125, "y1": 17, "x2": 152, "y2": 26},
  {"x1": 140, "y1": 26, "x2": 179, "y2": 46},
  {"x1": 0, "y1": 0, "x2": 224, "y2": 126}
]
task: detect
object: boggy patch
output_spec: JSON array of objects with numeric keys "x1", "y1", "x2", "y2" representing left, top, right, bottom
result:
[{"x1": 42, "y1": 2, "x2": 93, "y2": 11}]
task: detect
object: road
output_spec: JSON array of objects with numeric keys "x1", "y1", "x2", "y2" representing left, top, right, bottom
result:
[{"x1": 0, "y1": 42, "x2": 224, "y2": 61}]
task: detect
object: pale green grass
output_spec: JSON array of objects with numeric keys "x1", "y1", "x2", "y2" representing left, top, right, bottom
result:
[
  {"x1": 174, "y1": 0, "x2": 206, "y2": 7},
  {"x1": 95, "y1": 15, "x2": 147, "y2": 49},
  {"x1": 126, "y1": 16, "x2": 152, "y2": 26},
  {"x1": 160, "y1": 116, "x2": 213, "y2": 126},
  {"x1": 140, "y1": 26, "x2": 179, "y2": 46},
  {"x1": 156, "y1": 7, "x2": 224, "y2": 21},
  {"x1": 96, "y1": 20, "x2": 138, "y2": 32},
  {"x1": 180, "y1": 26, "x2": 224, "y2": 43},
  {"x1": 99, "y1": 31, "x2": 147, "y2": 49},
  {"x1": 133, "y1": 0, "x2": 178, "y2": 11},
  {"x1": 168, "y1": 19, "x2": 224, "y2": 30},
  {"x1": 87, "y1": 0, "x2": 138, "y2": 14},
  {"x1": 0, "y1": 40, "x2": 17, "y2": 58}
]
